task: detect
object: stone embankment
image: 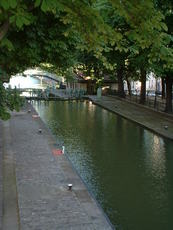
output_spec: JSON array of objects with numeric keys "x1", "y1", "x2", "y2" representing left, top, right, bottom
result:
[
  {"x1": 87, "y1": 95, "x2": 173, "y2": 141},
  {"x1": 0, "y1": 103, "x2": 113, "y2": 230}
]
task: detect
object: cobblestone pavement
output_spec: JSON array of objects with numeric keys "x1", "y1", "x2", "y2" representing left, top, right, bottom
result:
[
  {"x1": 1, "y1": 104, "x2": 113, "y2": 230},
  {"x1": 88, "y1": 95, "x2": 173, "y2": 141}
]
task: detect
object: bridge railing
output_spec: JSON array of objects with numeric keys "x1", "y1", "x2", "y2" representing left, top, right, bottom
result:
[{"x1": 19, "y1": 87, "x2": 87, "y2": 99}]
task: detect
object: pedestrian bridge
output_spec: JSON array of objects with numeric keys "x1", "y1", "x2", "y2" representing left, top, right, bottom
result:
[
  {"x1": 4, "y1": 68, "x2": 64, "y2": 90},
  {"x1": 31, "y1": 74, "x2": 60, "y2": 83},
  {"x1": 24, "y1": 68, "x2": 64, "y2": 83}
]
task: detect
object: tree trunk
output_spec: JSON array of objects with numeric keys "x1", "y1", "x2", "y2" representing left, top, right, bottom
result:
[
  {"x1": 125, "y1": 76, "x2": 131, "y2": 96},
  {"x1": 0, "y1": 20, "x2": 9, "y2": 41},
  {"x1": 164, "y1": 75, "x2": 173, "y2": 113},
  {"x1": 161, "y1": 77, "x2": 165, "y2": 99},
  {"x1": 139, "y1": 69, "x2": 146, "y2": 104},
  {"x1": 117, "y1": 64, "x2": 125, "y2": 98}
]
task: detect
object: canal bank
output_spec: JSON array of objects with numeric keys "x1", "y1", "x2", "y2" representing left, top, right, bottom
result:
[
  {"x1": 32, "y1": 99, "x2": 173, "y2": 230},
  {"x1": 87, "y1": 95, "x2": 173, "y2": 141},
  {"x1": 0, "y1": 103, "x2": 113, "y2": 230}
]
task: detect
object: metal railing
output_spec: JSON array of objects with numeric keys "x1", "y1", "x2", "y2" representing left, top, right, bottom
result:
[
  {"x1": 19, "y1": 87, "x2": 87, "y2": 99},
  {"x1": 107, "y1": 89, "x2": 173, "y2": 112}
]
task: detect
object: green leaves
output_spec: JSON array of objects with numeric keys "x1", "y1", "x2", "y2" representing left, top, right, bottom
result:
[
  {"x1": 0, "y1": 80, "x2": 23, "y2": 120},
  {"x1": 15, "y1": 14, "x2": 31, "y2": 28},
  {"x1": 0, "y1": 38, "x2": 14, "y2": 50},
  {"x1": 0, "y1": 0, "x2": 17, "y2": 10},
  {"x1": 9, "y1": 6, "x2": 34, "y2": 29},
  {"x1": 0, "y1": 0, "x2": 172, "y2": 82},
  {"x1": 41, "y1": 0, "x2": 48, "y2": 12},
  {"x1": 34, "y1": 0, "x2": 41, "y2": 7},
  {"x1": 41, "y1": 0, "x2": 64, "y2": 12},
  {"x1": 160, "y1": 22, "x2": 168, "y2": 31}
]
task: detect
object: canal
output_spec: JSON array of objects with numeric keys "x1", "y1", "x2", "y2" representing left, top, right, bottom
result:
[{"x1": 33, "y1": 100, "x2": 173, "y2": 230}]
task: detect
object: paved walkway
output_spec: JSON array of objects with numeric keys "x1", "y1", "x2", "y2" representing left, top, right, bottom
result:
[
  {"x1": 87, "y1": 95, "x2": 173, "y2": 141},
  {"x1": 0, "y1": 103, "x2": 113, "y2": 230}
]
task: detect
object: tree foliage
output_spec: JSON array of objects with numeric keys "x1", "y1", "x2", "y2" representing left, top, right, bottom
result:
[
  {"x1": 0, "y1": 0, "x2": 173, "y2": 118},
  {"x1": 0, "y1": 80, "x2": 24, "y2": 120}
]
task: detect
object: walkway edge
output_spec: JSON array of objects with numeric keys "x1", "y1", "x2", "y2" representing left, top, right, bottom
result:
[
  {"x1": 29, "y1": 102, "x2": 115, "y2": 230},
  {"x1": 107, "y1": 95, "x2": 173, "y2": 121},
  {"x1": 2, "y1": 121, "x2": 20, "y2": 230},
  {"x1": 87, "y1": 96, "x2": 173, "y2": 141}
]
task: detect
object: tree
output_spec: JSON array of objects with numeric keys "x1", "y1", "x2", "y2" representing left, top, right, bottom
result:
[
  {"x1": 0, "y1": 0, "x2": 113, "y2": 119},
  {"x1": 104, "y1": 0, "x2": 173, "y2": 108},
  {"x1": 153, "y1": 0, "x2": 173, "y2": 112},
  {"x1": 1, "y1": 0, "x2": 173, "y2": 117}
]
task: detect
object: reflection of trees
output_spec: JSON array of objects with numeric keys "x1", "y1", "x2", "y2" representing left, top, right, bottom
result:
[{"x1": 143, "y1": 132, "x2": 166, "y2": 180}]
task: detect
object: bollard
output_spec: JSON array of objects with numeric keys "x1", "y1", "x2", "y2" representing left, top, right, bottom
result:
[
  {"x1": 68, "y1": 184, "x2": 72, "y2": 191},
  {"x1": 62, "y1": 146, "x2": 65, "y2": 154},
  {"x1": 38, "y1": 129, "x2": 42, "y2": 133},
  {"x1": 28, "y1": 109, "x2": 31, "y2": 113}
]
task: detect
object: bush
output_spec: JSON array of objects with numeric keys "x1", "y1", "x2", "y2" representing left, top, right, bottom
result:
[{"x1": 0, "y1": 81, "x2": 24, "y2": 120}]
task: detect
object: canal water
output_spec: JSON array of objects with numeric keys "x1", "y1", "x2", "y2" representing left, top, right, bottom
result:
[{"x1": 33, "y1": 100, "x2": 173, "y2": 230}]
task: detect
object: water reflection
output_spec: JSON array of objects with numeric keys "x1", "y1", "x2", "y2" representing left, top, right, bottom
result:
[
  {"x1": 33, "y1": 100, "x2": 173, "y2": 230},
  {"x1": 144, "y1": 132, "x2": 166, "y2": 180}
]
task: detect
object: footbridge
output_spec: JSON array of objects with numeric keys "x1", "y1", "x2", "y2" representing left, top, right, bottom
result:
[
  {"x1": 31, "y1": 74, "x2": 61, "y2": 83},
  {"x1": 24, "y1": 69, "x2": 64, "y2": 84}
]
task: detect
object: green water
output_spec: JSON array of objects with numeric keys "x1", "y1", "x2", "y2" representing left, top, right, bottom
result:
[{"x1": 33, "y1": 100, "x2": 173, "y2": 230}]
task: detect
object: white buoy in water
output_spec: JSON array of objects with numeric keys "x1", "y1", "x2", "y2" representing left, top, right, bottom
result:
[{"x1": 62, "y1": 146, "x2": 65, "y2": 154}]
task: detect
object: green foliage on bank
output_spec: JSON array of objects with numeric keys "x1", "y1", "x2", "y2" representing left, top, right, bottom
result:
[{"x1": 0, "y1": 80, "x2": 24, "y2": 120}]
